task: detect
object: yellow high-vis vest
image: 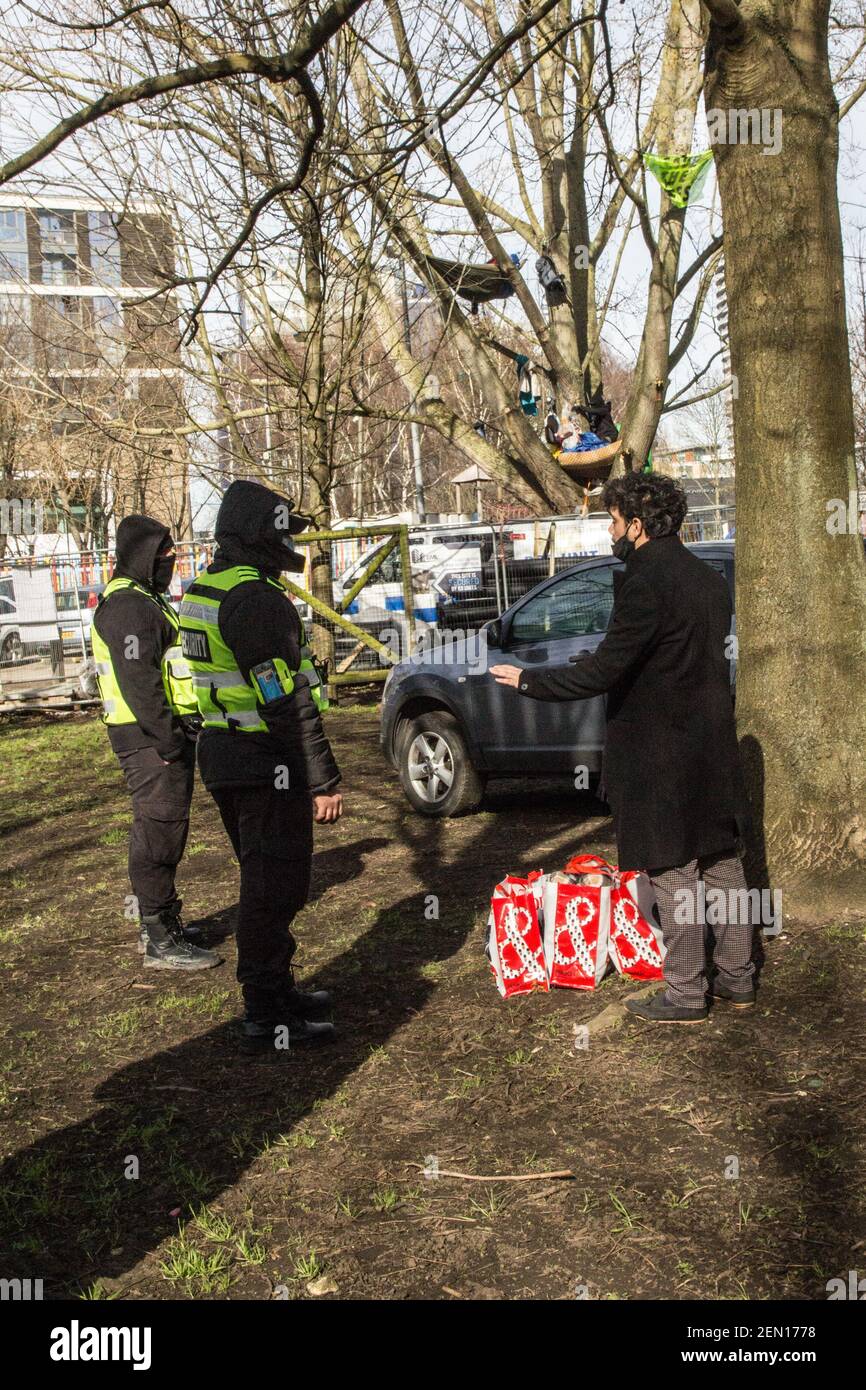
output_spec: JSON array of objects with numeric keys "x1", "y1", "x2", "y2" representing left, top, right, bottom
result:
[
  {"x1": 92, "y1": 577, "x2": 197, "y2": 725},
  {"x1": 178, "y1": 565, "x2": 328, "y2": 732}
]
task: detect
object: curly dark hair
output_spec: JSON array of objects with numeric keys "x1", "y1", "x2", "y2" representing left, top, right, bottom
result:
[{"x1": 601, "y1": 471, "x2": 688, "y2": 538}]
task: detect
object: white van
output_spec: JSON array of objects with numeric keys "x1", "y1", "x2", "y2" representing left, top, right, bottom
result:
[{"x1": 335, "y1": 516, "x2": 612, "y2": 637}]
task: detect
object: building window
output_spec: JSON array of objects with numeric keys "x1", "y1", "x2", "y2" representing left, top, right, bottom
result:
[
  {"x1": 38, "y1": 209, "x2": 78, "y2": 285},
  {"x1": 0, "y1": 210, "x2": 29, "y2": 281},
  {"x1": 39, "y1": 295, "x2": 84, "y2": 371},
  {"x1": 0, "y1": 210, "x2": 26, "y2": 242},
  {"x1": 38, "y1": 209, "x2": 76, "y2": 241},
  {"x1": 92, "y1": 295, "x2": 125, "y2": 365},
  {"x1": 0, "y1": 294, "x2": 31, "y2": 328},
  {"x1": 0, "y1": 250, "x2": 28, "y2": 279},
  {"x1": 0, "y1": 293, "x2": 31, "y2": 363},
  {"x1": 88, "y1": 211, "x2": 122, "y2": 287},
  {"x1": 42, "y1": 252, "x2": 78, "y2": 286}
]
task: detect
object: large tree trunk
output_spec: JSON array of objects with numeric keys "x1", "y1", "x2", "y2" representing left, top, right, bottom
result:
[{"x1": 704, "y1": 0, "x2": 866, "y2": 909}]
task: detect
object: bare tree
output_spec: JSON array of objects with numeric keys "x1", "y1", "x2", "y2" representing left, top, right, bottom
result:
[{"x1": 0, "y1": 0, "x2": 727, "y2": 516}]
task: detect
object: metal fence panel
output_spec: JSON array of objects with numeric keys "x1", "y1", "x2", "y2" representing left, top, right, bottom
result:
[{"x1": 0, "y1": 502, "x2": 736, "y2": 701}]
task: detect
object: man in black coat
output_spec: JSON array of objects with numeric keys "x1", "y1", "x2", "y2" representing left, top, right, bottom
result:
[
  {"x1": 92, "y1": 515, "x2": 220, "y2": 970},
  {"x1": 180, "y1": 480, "x2": 343, "y2": 1050},
  {"x1": 491, "y1": 472, "x2": 755, "y2": 1023}
]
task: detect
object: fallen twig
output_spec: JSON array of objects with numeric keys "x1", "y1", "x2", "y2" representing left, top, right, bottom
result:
[{"x1": 406, "y1": 1163, "x2": 574, "y2": 1182}]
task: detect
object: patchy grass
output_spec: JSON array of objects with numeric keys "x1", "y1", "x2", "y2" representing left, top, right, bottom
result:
[{"x1": 0, "y1": 704, "x2": 865, "y2": 1300}]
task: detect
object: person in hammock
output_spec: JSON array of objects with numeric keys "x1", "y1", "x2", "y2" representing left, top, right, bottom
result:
[{"x1": 556, "y1": 409, "x2": 606, "y2": 453}]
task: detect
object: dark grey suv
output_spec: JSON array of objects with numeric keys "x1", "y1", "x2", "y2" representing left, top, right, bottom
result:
[{"x1": 380, "y1": 542, "x2": 734, "y2": 816}]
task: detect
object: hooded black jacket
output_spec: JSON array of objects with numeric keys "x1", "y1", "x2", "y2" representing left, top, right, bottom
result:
[
  {"x1": 193, "y1": 480, "x2": 341, "y2": 797},
  {"x1": 92, "y1": 514, "x2": 188, "y2": 762}
]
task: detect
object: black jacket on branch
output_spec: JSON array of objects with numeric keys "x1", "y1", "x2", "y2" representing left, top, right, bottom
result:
[
  {"x1": 195, "y1": 480, "x2": 341, "y2": 798},
  {"x1": 517, "y1": 534, "x2": 750, "y2": 870},
  {"x1": 92, "y1": 515, "x2": 188, "y2": 763}
]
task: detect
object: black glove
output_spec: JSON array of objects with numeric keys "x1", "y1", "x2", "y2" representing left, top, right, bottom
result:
[{"x1": 180, "y1": 714, "x2": 203, "y2": 741}]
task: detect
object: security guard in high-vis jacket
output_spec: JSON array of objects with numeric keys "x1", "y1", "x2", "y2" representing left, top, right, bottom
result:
[
  {"x1": 179, "y1": 480, "x2": 343, "y2": 1049},
  {"x1": 92, "y1": 514, "x2": 221, "y2": 971}
]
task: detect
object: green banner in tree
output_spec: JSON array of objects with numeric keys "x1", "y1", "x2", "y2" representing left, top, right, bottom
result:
[{"x1": 643, "y1": 151, "x2": 713, "y2": 208}]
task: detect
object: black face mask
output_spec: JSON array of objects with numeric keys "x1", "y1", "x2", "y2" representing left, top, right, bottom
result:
[
  {"x1": 612, "y1": 521, "x2": 638, "y2": 562},
  {"x1": 153, "y1": 554, "x2": 175, "y2": 591}
]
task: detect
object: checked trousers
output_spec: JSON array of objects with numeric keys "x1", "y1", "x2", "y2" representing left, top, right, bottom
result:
[{"x1": 647, "y1": 851, "x2": 756, "y2": 1010}]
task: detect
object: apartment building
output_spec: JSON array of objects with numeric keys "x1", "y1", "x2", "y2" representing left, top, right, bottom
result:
[{"x1": 0, "y1": 192, "x2": 192, "y2": 547}]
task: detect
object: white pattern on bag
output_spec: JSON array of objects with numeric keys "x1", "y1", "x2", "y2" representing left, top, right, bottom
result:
[
  {"x1": 612, "y1": 896, "x2": 663, "y2": 964},
  {"x1": 556, "y1": 896, "x2": 597, "y2": 974},
  {"x1": 500, "y1": 903, "x2": 547, "y2": 982}
]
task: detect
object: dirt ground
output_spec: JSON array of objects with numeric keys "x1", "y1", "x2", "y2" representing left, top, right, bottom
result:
[{"x1": 1, "y1": 703, "x2": 864, "y2": 1301}]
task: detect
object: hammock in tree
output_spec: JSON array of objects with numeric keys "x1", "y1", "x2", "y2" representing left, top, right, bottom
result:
[
  {"x1": 426, "y1": 254, "x2": 519, "y2": 312},
  {"x1": 643, "y1": 150, "x2": 713, "y2": 208},
  {"x1": 556, "y1": 438, "x2": 621, "y2": 483}
]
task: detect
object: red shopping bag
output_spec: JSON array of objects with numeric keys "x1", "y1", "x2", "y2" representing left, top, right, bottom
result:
[
  {"x1": 486, "y1": 872, "x2": 549, "y2": 998},
  {"x1": 608, "y1": 870, "x2": 665, "y2": 980},
  {"x1": 542, "y1": 873, "x2": 611, "y2": 989},
  {"x1": 566, "y1": 853, "x2": 664, "y2": 981}
]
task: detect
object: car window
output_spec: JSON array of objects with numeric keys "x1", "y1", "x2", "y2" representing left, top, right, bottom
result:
[
  {"x1": 343, "y1": 543, "x2": 392, "y2": 589},
  {"x1": 0, "y1": 594, "x2": 15, "y2": 616},
  {"x1": 378, "y1": 547, "x2": 402, "y2": 584},
  {"x1": 509, "y1": 565, "x2": 617, "y2": 643}
]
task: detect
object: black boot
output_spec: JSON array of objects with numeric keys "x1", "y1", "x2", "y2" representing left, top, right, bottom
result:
[
  {"x1": 240, "y1": 988, "x2": 336, "y2": 1054},
  {"x1": 282, "y1": 967, "x2": 333, "y2": 1019},
  {"x1": 137, "y1": 900, "x2": 203, "y2": 954},
  {"x1": 141, "y1": 911, "x2": 223, "y2": 971}
]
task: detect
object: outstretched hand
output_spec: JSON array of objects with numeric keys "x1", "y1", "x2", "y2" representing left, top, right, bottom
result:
[{"x1": 490, "y1": 664, "x2": 523, "y2": 689}]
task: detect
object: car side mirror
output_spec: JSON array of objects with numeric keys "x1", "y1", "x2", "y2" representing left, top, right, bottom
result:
[
  {"x1": 483, "y1": 617, "x2": 501, "y2": 649},
  {"x1": 484, "y1": 616, "x2": 507, "y2": 650}
]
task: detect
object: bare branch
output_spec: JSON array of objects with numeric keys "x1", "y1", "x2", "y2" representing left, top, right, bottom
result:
[{"x1": 0, "y1": 0, "x2": 365, "y2": 186}]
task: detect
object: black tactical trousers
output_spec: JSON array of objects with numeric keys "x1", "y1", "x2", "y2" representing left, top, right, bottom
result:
[
  {"x1": 116, "y1": 743, "x2": 195, "y2": 916},
  {"x1": 210, "y1": 782, "x2": 313, "y2": 1010}
]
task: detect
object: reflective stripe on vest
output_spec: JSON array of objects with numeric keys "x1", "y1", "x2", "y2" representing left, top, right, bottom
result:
[
  {"x1": 179, "y1": 564, "x2": 329, "y2": 732},
  {"x1": 91, "y1": 577, "x2": 198, "y2": 726}
]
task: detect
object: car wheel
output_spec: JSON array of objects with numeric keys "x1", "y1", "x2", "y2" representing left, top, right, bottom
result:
[
  {"x1": 396, "y1": 710, "x2": 486, "y2": 817},
  {"x1": 1, "y1": 631, "x2": 23, "y2": 664}
]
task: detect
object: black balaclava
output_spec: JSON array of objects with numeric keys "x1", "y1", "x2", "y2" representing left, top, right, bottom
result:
[
  {"x1": 214, "y1": 480, "x2": 310, "y2": 577},
  {"x1": 114, "y1": 514, "x2": 173, "y2": 591},
  {"x1": 153, "y1": 548, "x2": 176, "y2": 592}
]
